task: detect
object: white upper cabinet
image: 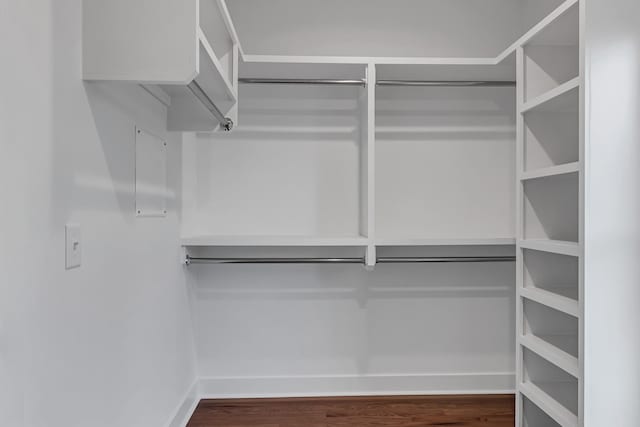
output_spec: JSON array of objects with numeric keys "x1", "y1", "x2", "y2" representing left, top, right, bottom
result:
[{"x1": 83, "y1": 0, "x2": 241, "y2": 131}]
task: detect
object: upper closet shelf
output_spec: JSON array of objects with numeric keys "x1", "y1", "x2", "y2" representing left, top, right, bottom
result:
[
  {"x1": 238, "y1": 0, "x2": 578, "y2": 70},
  {"x1": 83, "y1": 0, "x2": 240, "y2": 132}
]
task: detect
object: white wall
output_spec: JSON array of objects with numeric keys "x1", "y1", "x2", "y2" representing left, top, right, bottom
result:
[
  {"x1": 227, "y1": 0, "x2": 524, "y2": 58},
  {"x1": 520, "y1": 0, "x2": 566, "y2": 35},
  {"x1": 584, "y1": 0, "x2": 640, "y2": 425},
  {"x1": 181, "y1": 84, "x2": 363, "y2": 238},
  {"x1": 0, "y1": 1, "x2": 197, "y2": 426}
]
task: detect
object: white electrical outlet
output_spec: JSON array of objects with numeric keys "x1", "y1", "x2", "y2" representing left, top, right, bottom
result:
[{"x1": 65, "y1": 224, "x2": 81, "y2": 269}]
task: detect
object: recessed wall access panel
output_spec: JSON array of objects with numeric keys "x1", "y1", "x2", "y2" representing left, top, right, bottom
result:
[{"x1": 135, "y1": 127, "x2": 167, "y2": 217}]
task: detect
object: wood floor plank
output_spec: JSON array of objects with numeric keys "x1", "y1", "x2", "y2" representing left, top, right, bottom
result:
[{"x1": 187, "y1": 395, "x2": 515, "y2": 427}]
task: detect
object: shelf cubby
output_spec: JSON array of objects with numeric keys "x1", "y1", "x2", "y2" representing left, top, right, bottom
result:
[
  {"x1": 523, "y1": 299, "x2": 578, "y2": 375},
  {"x1": 522, "y1": 2, "x2": 579, "y2": 103},
  {"x1": 523, "y1": 88, "x2": 579, "y2": 173},
  {"x1": 199, "y1": 0, "x2": 236, "y2": 86},
  {"x1": 523, "y1": 173, "x2": 579, "y2": 242},
  {"x1": 523, "y1": 396, "x2": 562, "y2": 427},
  {"x1": 522, "y1": 348, "x2": 579, "y2": 426},
  {"x1": 522, "y1": 249, "x2": 579, "y2": 316}
]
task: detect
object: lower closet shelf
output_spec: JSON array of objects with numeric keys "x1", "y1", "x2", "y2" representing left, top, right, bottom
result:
[
  {"x1": 180, "y1": 235, "x2": 369, "y2": 247},
  {"x1": 182, "y1": 235, "x2": 517, "y2": 248},
  {"x1": 519, "y1": 239, "x2": 580, "y2": 257},
  {"x1": 375, "y1": 237, "x2": 516, "y2": 246},
  {"x1": 520, "y1": 382, "x2": 578, "y2": 427},
  {"x1": 520, "y1": 334, "x2": 579, "y2": 377},
  {"x1": 521, "y1": 287, "x2": 579, "y2": 317}
]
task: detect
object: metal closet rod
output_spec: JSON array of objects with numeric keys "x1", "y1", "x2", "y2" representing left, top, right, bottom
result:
[
  {"x1": 187, "y1": 80, "x2": 234, "y2": 131},
  {"x1": 185, "y1": 255, "x2": 516, "y2": 265},
  {"x1": 377, "y1": 80, "x2": 516, "y2": 87},
  {"x1": 239, "y1": 78, "x2": 366, "y2": 86},
  {"x1": 238, "y1": 78, "x2": 515, "y2": 87}
]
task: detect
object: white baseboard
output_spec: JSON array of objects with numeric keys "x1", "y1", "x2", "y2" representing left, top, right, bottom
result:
[
  {"x1": 166, "y1": 373, "x2": 515, "y2": 426},
  {"x1": 198, "y1": 372, "x2": 515, "y2": 399},
  {"x1": 165, "y1": 380, "x2": 200, "y2": 427}
]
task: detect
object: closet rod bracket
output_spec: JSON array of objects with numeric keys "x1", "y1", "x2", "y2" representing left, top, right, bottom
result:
[{"x1": 186, "y1": 80, "x2": 234, "y2": 132}]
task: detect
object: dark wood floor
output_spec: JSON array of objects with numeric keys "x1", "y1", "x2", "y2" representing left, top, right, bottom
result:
[{"x1": 187, "y1": 395, "x2": 515, "y2": 426}]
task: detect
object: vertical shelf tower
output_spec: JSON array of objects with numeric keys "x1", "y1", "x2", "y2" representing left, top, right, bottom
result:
[{"x1": 515, "y1": 0, "x2": 583, "y2": 426}]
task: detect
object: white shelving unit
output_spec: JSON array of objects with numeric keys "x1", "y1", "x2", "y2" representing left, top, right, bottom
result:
[
  {"x1": 515, "y1": 1, "x2": 583, "y2": 425},
  {"x1": 176, "y1": 0, "x2": 585, "y2": 419},
  {"x1": 180, "y1": 62, "x2": 375, "y2": 258},
  {"x1": 83, "y1": 0, "x2": 241, "y2": 131},
  {"x1": 180, "y1": 59, "x2": 518, "y2": 261},
  {"x1": 175, "y1": 2, "x2": 590, "y2": 265}
]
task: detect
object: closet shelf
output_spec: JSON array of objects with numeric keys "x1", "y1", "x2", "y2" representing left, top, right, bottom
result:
[
  {"x1": 83, "y1": 0, "x2": 240, "y2": 132},
  {"x1": 521, "y1": 287, "x2": 579, "y2": 318},
  {"x1": 519, "y1": 240, "x2": 580, "y2": 257},
  {"x1": 181, "y1": 236, "x2": 518, "y2": 248},
  {"x1": 180, "y1": 235, "x2": 369, "y2": 247},
  {"x1": 162, "y1": 31, "x2": 237, "y2": 131},
  {"x1": 521, "y1": 163, "x2": 580, "y2": 181},
  {"x1": 375, "y1": 237, "x2": 516, "y2": 247},
  {"x1": 521, "y1": 78, "x2": 580, "y2": 114},
  {"x1": 198, "y1": 28, "x2": 237, "y2": 102},
  {"x1": 520, "y1": 382, "x2": 578, "y2": 427},
  {"x1": 520, "y1": 334, "x2": 579, "y2": 378}
]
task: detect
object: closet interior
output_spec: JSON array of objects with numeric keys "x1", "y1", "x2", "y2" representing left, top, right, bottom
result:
[{"x1": 82, "y1": 0, "x2": 583, "y2": 426}]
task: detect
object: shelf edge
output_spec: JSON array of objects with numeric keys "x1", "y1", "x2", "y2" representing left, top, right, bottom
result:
[
  {"x1": 520, "y1": 162, "x2": 580, "y2": 181},
  {"x1": 519, "y1": 239, "x2": 580, "y2": 257},
  {"x1": 520, "y1": 77, "x2": 580, "y2": 114},
  {"x1": 520, "y1": 335, "x2": 580, "y2": 378},
  {"x1": 521, "y1": 288, "x2": 580, "y2": 318},
  {"x1": 520, "y1": 382, "x2": 578, "y2": 427}
]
